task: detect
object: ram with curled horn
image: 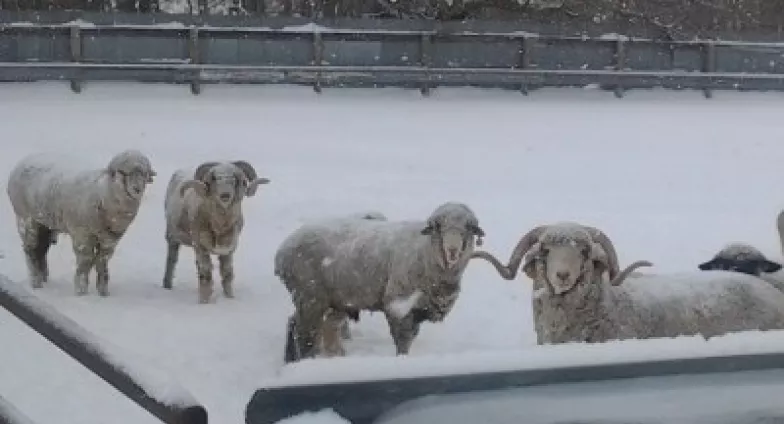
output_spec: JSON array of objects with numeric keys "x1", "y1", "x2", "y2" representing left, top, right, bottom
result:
[
  {"x1": 472, "y1": 223, "x2": 634, "y2": 286},
  {"x1": 163, "y1": 160, "x2": 272, "y2": 304},
  {"x1": 473, "y1": 221, "x2": 784, "y2": 345}
]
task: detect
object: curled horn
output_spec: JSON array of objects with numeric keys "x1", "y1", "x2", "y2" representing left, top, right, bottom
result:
[
  {"x1": 609, "y1": 260, "x2": 653, "y2": 286},
  {"x1": 194, "y1": 162, "x2": 219, "y2": 182},
  {"x1": 583, "y1": 225, "x2": 621, "y2": 281},
  {"x1": 470, "y1": 225, "x2": 547, "y2": 281},
  {"x1": 232, "y1": 160, "x2": 258, "y2": 181},
  {"x1": 232, "y1": 160, "x2": 270, "y2": 196}
]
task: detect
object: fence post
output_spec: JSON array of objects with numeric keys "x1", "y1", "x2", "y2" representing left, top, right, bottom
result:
[
  {"x1": 312, "y1": 31, "x2": 324, "y2": 93},
  {"x1": 517, "y1": 36, "x2": 534, "y2": 95},
  {"x1": 613, "y1": 37, "x2": 626, "y2": 98},
  {"x1": 419, "y1": 33, "x2": 432, "y2": 96},
  {"x1": 188, "y1": 27, "x2": 201, "y2": 95},
  {"x1": 69, "y1": 25, "x2": 82, "y2": 93},
  {"x1": 0, "y1": 394, "x2": 39, "y2": 424},
  {"x1": 702, "y1": 40, "x2": 716, "y2": 99}
]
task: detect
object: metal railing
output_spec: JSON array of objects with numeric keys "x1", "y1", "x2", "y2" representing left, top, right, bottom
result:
[
  {"x1": 0, "y1": 275, "x2": 208, "y2": 424},
  {"x1": 2, "y1": 20, "x2": 784, "y2": 97}
]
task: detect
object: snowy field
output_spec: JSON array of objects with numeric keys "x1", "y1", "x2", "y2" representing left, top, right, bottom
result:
[{"x1": 2, "y1": 83, "x2": 784, "y2": 424}]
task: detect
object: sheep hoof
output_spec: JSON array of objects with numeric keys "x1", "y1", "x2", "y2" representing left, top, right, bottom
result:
[{"x1": 97, "y1": 285, "x2": 110, "y2": 297}]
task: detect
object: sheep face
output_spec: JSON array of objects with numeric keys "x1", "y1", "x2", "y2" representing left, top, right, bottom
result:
[
  {"x1": 181, "y1": 161, "x2": 271, "y2": 207},
  {"x1": 698, "y1": 243, "x2": 783, "y2": 277},
  {"x1": 698, "y1": 257, "x2": 782, "y2": 276},
  {"x1": 522, "y1": 231, "x2": 608, "y2": 295},
  {"x1": 107, "y1": 150, "x2": 156, "y2": 200},
  {"x1": 421, "y1": 202, "x2": 484, "y2": 269}
]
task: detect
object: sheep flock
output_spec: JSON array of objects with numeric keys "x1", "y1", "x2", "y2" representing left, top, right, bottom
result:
[{"x1": 7, "y1": 149, "x2": 784, "y2": 364}]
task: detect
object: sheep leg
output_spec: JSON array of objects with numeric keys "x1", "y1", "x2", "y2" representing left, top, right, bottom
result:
[
  {"x1": 162, "y1": 236, "x2": 180, "y2": 290},
  {"x1": 194, "y1": 249, "x2": 214, "y2": 304},
  {"x1": 18, "y1": 219, "x2": 53, "y2": 288},
  {"x1": 290, "y1": 293, "x2": 328, "y2": 361},
  {"x1": 321, "y1": 309, "x2": 347, "y2": 357},
  {"x1": 94, "y1": 241, "x2": 117, "y2": 297},
  {"x1": 218, "y1": 253, "x2": 235, "y2": 298},
  {"x1": 284, "y1": 315, "x2": 301, "y2": 363},
  {"x1": 72, "y1": 236, "x2": 97, "y2": 296},
  {"x1": 384, "y1": 313, "x2": 421, "y2": 355},
  {"x1": 340, "y1": 318, "x2": 352, "y2": 340}
]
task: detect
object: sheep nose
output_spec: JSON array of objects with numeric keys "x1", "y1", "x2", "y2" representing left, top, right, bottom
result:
[
  {"x1": 556, "y1": 271, "x2": 571, "y2": 281},
  {"x1": 219, "y1": 193, "x2": 231, "y2": 201},
  {"x1": 447, "y1": 247, "x2": 459, "y2": 260}
]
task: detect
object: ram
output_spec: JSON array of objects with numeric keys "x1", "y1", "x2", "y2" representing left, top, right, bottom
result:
[
  {"x1": 7, "y1": 150, "x2": 156, "y2": 296},
  {"x1": 275, "y1": 202, "x2": 485, "y2": 363},
  {"x1": 162, "y1": 161, "x2": 270, "y2": 304},
  {"x1": 474, "y1": 222, "x2": 784, "y2": 345}
]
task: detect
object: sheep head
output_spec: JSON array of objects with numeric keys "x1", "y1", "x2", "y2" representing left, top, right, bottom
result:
[
  {"x1": 180, "y1": 161, "x2": 271, "y2": 208},
  {"x1": 698, "y1": 243, "x2": 782, "y2": 276},
  {"x1": 420, "y1": 202, "x2": 485, "y2": 270},
  {"x1": 474, "y1": 222, "x2": 651, "y2": 291},
  {"x1": 107, "y1": 149, "x2": 156, "y2": 200}
]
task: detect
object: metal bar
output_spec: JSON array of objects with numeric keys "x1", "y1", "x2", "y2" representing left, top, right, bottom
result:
[
  {"x1": 702, "y1": 41, "x2": 717, "y2": 98},
  {"x1": 312, "y1": 30, "x2": 323, "y2": 93},
  {"x1": 0, "y1": 276, "x2": 208, "y2": 424},
  {"x1": 613, "y1": 37, "x2": 626, "y2": 98},
  {"x1": 69, "y1": 25, "x2": 82, "y2": 93},
  {"x1": 419, "y1": 32, "x2": 431, "y2": 96},
  {"x1": 3, "y1": 61, "x2": 784, "y2": 79},
  {"x1": 188, "y1": 27, "x2": 201, "y2": 95},
  {"x1": 0, "y1": 394, "x2": 39, "y2": 424},
  {"x1": 246, "y1": 349, "x2": 784, "y2": 424},
  {"x1": 3, "y1": 63, "x2": 783, "y2": 94},
  {"x1": 517, "y1": 36, "x2": 534, "y2": 95}
]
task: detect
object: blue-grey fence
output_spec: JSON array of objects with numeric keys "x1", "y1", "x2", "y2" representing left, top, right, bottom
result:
[{"x1": 2, "y1": 13, "x2": 784, "y2": 96}]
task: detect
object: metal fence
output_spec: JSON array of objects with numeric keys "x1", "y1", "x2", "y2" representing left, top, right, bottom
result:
[
  {"x1": 2, "y1": 13, "x2": 784, "y2": 96},
  {"x1": 0, "y1": 275, "x2": 208, "y2": 424}
]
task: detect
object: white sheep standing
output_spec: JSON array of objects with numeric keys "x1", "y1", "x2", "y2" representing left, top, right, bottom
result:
[
  {"x1": 162, "y1": 161, "x2": 270, "y2": 304},
  {"x1": 473, "y1": 222, "x2": 784, "y2": 345},
  {"x1": 6, "y1": 150, "x2": 156, "y2": 296},
  {"x1": 275, "y1": 202, "x2": 485, "y2": 363}
]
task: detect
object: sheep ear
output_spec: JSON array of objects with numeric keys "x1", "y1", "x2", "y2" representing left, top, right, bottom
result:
[
  {"x1": 468, "y1": 223, "x2": 485, "y2": 237},
  {"x1": 146, "y1": 170, "x2": 156, "y2": 184},
  {"x1": 180, "y1": 180, "x2": 207, "y2": 197},
  {"x1": 421, "y1": 222, "x2": 435, "y2": 235},
  {"x1": 760, "y1": 260, "x2": 783, "y2": 274},
  {"x1": 521, "y1": 244, "x2": 540, "y2": 280},
  {"x1": 246, "y1": 177, "x2": 271, "y2": 197},
  {"x1": 589, "y1": 242, "x2": 611, "y2": 276}
]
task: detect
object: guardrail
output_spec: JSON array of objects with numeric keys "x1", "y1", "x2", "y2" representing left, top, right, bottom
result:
[
  {"x1": 0, "y1": 275, "x2": 208, "y2": 424},
  {"x1": 0, "y1": 394, "x2": 38, "y2": 424},
  {"x1": 1, "y1": 21, "x2": 784, "y2": 96}
]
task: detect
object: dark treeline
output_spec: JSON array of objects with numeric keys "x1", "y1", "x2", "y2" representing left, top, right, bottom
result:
[{"x1": 2, "y1": 0, "x2": 784, "y2": 37}]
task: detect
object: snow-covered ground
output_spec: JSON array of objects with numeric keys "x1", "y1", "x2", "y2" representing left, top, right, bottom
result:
[{"x1": 2, "y1": 83, "x2": 784, "y2": 424}]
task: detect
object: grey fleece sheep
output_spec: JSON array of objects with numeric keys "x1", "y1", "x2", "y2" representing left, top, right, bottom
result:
[
  {"x1": 275, "y1": 202, "x2": 485, "y2": 363},
  {"x1": 7, "y1": 150, "x2": 156, "y2": 296},
  {"x1": 162, "y1": 161, "x2": 270, "y2": 304},
  {"x1": 474, "y1": 222, "x2": 784, "y2": 345}
]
